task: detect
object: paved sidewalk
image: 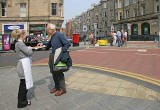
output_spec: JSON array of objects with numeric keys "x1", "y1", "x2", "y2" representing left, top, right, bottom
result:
[{"x1": 0, "y1": 66, "x2": 160, "y2": 110}]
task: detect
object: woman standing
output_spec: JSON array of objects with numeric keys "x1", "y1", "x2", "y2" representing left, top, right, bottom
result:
[
  {"x1": 11, "y1": 29, "x2": 33, "y2": 108},
  {"x1": 113, "y1": 31, "x2": 117, "y2": 46}
]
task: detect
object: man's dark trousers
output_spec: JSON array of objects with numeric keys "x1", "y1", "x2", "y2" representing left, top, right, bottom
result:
[{"x1": 52, "y1": 71, "x2": 66, "y2": 91}]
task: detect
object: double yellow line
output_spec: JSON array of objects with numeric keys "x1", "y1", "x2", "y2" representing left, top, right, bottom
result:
[
  {"x1": 73, "y1": 64, "x2": 160, "y2": 87},
  {"x1": 1, "y1": 63, "x2": 160, "y2": 87}
]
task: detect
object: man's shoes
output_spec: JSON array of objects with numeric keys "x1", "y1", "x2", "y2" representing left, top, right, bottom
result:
[
  {"x1": 55, "y1": 90, "x2": 66, "y2": 96},
  {"x1": 50, "y1": 88, "x2": 58, "y2": 94}
]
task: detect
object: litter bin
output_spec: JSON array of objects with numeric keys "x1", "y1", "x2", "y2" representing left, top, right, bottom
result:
[
  {"x1": 73, "y1": 33, "x2": 79, "y2": 46},
  {"x1": 3, "y1": 35, "x2": 10, "y2": 51},
  {"x1": 0, "y1": 35, "x2": 3, "y2": 50}
]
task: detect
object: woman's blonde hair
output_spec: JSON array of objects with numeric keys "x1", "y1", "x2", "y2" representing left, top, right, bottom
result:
[{"x1": 11, "y1": 29, "x2": 26, "y2": 41}]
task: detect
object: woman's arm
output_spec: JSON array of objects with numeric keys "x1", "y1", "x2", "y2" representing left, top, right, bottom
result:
[{"x1": 18, "y1": 43, "x2": 33, "y2": 56}]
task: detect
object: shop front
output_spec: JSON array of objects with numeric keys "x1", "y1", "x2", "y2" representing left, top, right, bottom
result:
[
  {"x1": 2, "y1": 22, "x2": 27, "y2": 35},
  {"x1": 29, "y1": 24, "x2": 47, "y2": 41}
]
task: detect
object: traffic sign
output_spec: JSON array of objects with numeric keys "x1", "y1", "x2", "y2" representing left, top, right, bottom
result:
[{"x1": 83, "y1": 25, "x2": 87, "y2": 32}]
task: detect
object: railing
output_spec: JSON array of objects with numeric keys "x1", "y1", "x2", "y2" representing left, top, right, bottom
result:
[{"x1": 128, "y1": 35, "x2": 159, "y2": 41}]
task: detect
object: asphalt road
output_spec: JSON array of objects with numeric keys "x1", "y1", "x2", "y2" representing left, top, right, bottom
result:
[
  {"x1": 0, "y1": 46, "x2": 85, "y2": 67},
  {"x1": 0, "y1": 50, "x2": 51, "y2": 67}
]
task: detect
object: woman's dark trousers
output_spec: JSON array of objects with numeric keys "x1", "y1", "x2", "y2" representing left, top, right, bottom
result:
[{"x1": 17, "y1": 79, "x2": 28, "y2": 108}]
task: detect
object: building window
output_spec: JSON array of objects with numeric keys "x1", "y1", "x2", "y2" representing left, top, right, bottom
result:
[
  {"x1": 105, "y1": 12, "x2": 107, "y2": 17},
  {"x1": 59, "y1": 4, "x2": 63, "y2": 17},
  {"x1": 126, "y1": 10, "x2": 130, "y2": 18},
  {"x1": 120, "y1": 12, "x2": 122, "y2": 20},
  {"x1": 133, "y1": 0, "x2": 137, "y2": 3},
  {"x1": 141, "y1": 6, "x2": 145, "y2": 15},
  {"x1": 1, "y1": 2, "x2": 7, "y2": 16},
  {"x1": 115, "y1": 0, "x2": 118, "y2": 9},
  {"x1": 20, "y1": 3, "x2": 26, "y2": 17},
  {"x1": 119, "y1": 0, "x2": 122, "y2": 8},
  {"x1": 134, "y1": 9, "x2": 137, "y2": 17},
  {"x1": 116, "y1": 13, "x2": 118, "y2": 20},
  {"x1": 52, "y1": 3, "x2": 57, "y2": 16},
  {"x1": 103, "y1": 3, "x2": 107, "y2": 8},
  {"x1": 125, "y1": 0, "x2": 130, "y2": 6},
  {"x1": 156, "y1": 0, "x2": 159, "y2": 12}
]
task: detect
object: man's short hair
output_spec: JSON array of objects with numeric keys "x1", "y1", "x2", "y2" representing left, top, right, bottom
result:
[{"x1": 49, "y1": 23, "x2": 56, "y2": 30}]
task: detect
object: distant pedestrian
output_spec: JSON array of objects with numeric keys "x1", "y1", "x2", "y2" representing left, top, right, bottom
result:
[
  {"x1": 117, "y1": 30, "x2": 122, "y2": 47},
  {"x1": 110, "y1": 31, "x2": 114, "y2": 46},
  {"x1": 154, "y1": 32, "x2": 158, "y2": 43},
  {"x1": 11, "y1": 29, "x2": 33, "y2": 108},
  {"x1": 83, "y1": 33, "x2": 87, "y2": 45},
  {"x1": 113, "y1": 31, "x2": 117, "y2": 46},
  {"x1": 123, "y1": 30, "x2": 128, "y2": 46},
  {"x1": 89, "y1": 33, "x2": 94, "y2": 45}
]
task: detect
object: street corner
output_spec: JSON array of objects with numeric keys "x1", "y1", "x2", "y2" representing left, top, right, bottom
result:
[
  {"x1": 66, "y1": 67, "x2": 160, "y2": 102},
  {"x1": 1, "y1": 65, "x2": 160, "y2": 110}
]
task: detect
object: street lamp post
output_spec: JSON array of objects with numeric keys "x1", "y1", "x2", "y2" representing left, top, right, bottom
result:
[
  {"x1": 158, "y1": 13, "x2": 160, "y2": 48},
  {"x1": 28, "y1": 0, "x2": 30, "y2": 35}
]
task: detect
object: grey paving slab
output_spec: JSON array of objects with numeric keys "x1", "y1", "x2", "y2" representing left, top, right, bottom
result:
[{"x1": 0, "y1": 66, "x2": 160, "y2": 110}]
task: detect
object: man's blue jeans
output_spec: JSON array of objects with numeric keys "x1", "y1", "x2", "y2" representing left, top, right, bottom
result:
[{"x1": 117, "y1": 37, "x2": 122, "y2": 47}]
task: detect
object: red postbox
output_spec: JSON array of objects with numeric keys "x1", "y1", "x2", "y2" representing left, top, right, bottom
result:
[{"x1": 73, "y1": 33, "x2": 79, "y2": 46}]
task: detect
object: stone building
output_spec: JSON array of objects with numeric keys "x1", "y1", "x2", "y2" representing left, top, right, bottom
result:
[
  {"x1": 113, "y1": 0, "x2": 160, "y2": 39},
  {"x1": 69, "y1": 0, "x2": 113, "y2": 40},
  {"x1": 69, "y1": 0, "x2": 115, "y2": 39},
  {"x1": 0, "y1": 0, "x2": 64, "y2": 37},
  {"x1": 65, "y1": 19, "x2": 73, "y2": 39}
]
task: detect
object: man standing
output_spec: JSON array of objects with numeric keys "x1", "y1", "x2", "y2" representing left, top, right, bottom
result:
[
  {"x1": 117, "y1": 30, "x2": 122, "y2": 47},
  {"x1": 39, "y1": 23, "x2": 71, "y2": 96}
]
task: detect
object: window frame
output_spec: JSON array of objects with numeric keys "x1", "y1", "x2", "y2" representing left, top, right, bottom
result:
[
  {"x1": 1, "y1": 2, "x2": 7, "y2": 17},
  {"x1": 20, "y1": 3, "x2": 27, "y2": 17},
  {"x1": 51, "y1": 3, "x2": 57, "y2": 16}
]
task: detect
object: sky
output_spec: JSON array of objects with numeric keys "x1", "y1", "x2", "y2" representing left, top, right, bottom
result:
[{"x1": 63, "y1": 0, "x2": 100, "y2": 27}]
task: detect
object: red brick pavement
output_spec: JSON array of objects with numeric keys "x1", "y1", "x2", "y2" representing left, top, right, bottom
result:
[{"x1": 33, "y1": 47, "x2": 160, "y2": 80}]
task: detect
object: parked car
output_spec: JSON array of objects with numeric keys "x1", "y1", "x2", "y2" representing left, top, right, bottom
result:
[{"x1": 25, "y1": 35, "x2": 41, "y2": 47}]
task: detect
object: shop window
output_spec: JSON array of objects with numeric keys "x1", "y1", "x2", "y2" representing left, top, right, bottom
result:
[
  {"x1": 52, "y1": 3, "x2": 57, "y2": 16},
  {"x1": 20, "y1": 3, "x2": 26, "y2": 17},
  {"x1": 141, "y1": 23, "x2": 150, "y2": 35},
  {"x1": 131, "y1": 24, "x2": 138, "y2": 35},
  {"x1": 1, "y1": 2, "x2": 7, "y2": 17}
]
